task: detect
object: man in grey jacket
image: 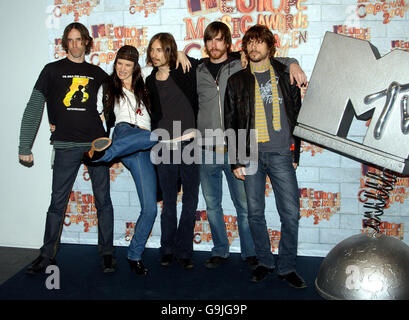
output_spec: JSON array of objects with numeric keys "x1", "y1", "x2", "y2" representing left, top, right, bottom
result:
[{"x1": 196, "y1": 21, "x2": 306, "y2": 269}]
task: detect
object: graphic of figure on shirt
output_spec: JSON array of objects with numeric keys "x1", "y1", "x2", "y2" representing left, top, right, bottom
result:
[
  {"x1": 63, "y1": 77, "x2": 89, "y2": 108},
  {"x1": 259, "y1": 76, "x2": 282, "y2": 105},
  {"x1": 71, "y1": 85, "x2": 84, "y2": 106}
]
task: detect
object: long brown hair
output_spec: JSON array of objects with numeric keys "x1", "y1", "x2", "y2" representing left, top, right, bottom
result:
[
  {"x1": 61, "y1": 22, "x2": 93, "y2": 55},
  {"x1": 146, "y1": 33, "x2": 178, "y2": 69}
]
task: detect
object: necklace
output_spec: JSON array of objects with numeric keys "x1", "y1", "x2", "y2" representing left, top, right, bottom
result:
[{"x1": 123, "y1": 88, "x2": 142, "y2": 124}]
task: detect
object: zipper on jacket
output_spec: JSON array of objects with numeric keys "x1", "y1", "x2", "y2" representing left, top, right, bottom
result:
[
  {"x1": 215, "y1": 65, "x2": 225, "y2": 131},
  {"x1": 216, "y1": 79, "x2": 223, "y2": 131},
  {"x1": 203, "y1": 60, "x2": 234, "y2": 140}
]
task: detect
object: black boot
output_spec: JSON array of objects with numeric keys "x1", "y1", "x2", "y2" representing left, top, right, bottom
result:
[
  {"x1": 251, "y1": 266, "x2": 274, "y2": 283},
  {"x1": 102, "y1": 254, "x2": 116, "y2": 273},
  {"x1": 278, "y1": 272, "x2": 307, "y2": 289},
  {"x1": 128, "y1": 259, "x2": 148, "y2": 276},
  {"x1": 26, "y1": 255, "x2": 56, "y2": 275}
]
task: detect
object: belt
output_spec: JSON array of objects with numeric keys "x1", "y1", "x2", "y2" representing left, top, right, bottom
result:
[
  {"x1": 116, "y1": 122, "x2": 138, "y2": 128},
  {"x1": 201, "y1": 145, "x2": 228, "y2": 153}
]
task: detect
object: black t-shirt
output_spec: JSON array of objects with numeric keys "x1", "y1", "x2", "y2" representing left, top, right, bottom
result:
[
  {"x1": 206, "y1": 61, "x2": 225, "y2": 80},
  {"x1": 35, "y1": 58, "x2": 108, "y2": 142},
  {"x1": 155, "y1": 76, "x2": 195, "y2": 140}
]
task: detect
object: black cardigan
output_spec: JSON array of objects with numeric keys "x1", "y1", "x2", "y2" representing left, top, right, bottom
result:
[{"x1": 145, "y1": 56, "x2": 200, "y2": 130}]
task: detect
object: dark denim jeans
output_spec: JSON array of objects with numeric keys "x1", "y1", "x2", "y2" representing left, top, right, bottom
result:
[
  {"x1": 200, "y1": 150, "x2": 256, "y2": 259},
  {"x1": 111, "y1": 123, "x2": 158, "y2": 261},
  {"x1": 244, "y1": 151, "x2": 300, "y2": 275},
  {"x1": 94, "y1": 122, "x2": 158, "y2": 163},
  {"x1": 41, "y1": 146, "x2": 114, "y2": 259},
  {"x1": 156, "y1": 141, "x2": 200, "y2": 259}
]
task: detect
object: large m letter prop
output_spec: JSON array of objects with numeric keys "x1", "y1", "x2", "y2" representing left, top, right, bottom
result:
[{"x1": 294, "y1": 32, "x2": 409, "y2": 174}]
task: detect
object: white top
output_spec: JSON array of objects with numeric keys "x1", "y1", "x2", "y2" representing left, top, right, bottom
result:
[{"x1": 97, "y1": 85, "x2": 151, "y2": 132}]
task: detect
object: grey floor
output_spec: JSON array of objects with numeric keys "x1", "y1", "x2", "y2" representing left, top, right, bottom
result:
[{"x1": 0, "y1": 246, "x2": 38, "y2": 286}]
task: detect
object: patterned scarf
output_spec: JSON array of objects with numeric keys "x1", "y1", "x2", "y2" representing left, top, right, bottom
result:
[{"x1": 251, "y1": 63, "x2": 281, "y2": 143}]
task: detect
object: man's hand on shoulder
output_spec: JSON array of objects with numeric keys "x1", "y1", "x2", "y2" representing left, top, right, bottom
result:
[{"x1": 289, "y1": 63, "x2": 307, "y2": 89}]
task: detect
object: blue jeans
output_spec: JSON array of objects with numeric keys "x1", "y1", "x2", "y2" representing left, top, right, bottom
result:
[
  {"x1": 200, "y1": 150, "x2": 256, "y2": 259},
  {"x1": 94, "y1": 122, "x2": 158, "y2": 163},
  {"x1": 111, "y1": 123, "x2": 158, "y2": 261},
  {"x1": 156, "y1": 141, "x2": 200, "y2": 259},
  {"x1": 41, "y1": 146, "x2": 114, "y2": 259},
  {"x1": 244, "y1": 151, "x2": 300, "y2": 275}
]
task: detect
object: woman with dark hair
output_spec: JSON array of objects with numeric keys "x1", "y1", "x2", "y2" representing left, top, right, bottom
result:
[{"x1": 95, "y1": 45, "x2": 158, "y2": 276}]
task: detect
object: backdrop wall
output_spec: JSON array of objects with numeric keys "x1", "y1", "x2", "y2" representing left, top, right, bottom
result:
[
  {"x1": 0, "y1": 0, "x2": 51, "y2": 248},
  {"x1": 1, "y1": 0, "x2": 408, "y2": 257}
]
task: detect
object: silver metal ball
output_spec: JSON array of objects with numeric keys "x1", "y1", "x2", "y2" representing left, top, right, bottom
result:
[{"x1": 315, "y1": 232, "x2": 409, "y2": 300}]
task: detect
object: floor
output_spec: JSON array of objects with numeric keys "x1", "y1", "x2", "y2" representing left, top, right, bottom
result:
[
  {"x1": 0, "y1": 246, "x2": 38, "y2": 285},
  {"x1": 0, "y1": 244, "x2": 325, "y2": 301}
]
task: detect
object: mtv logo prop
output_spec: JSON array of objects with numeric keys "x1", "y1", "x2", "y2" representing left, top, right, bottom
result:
[
  {"x1": 298, "y1": 33, "x2": 409, "y2": 300},
  {"x1": 294, "y1": 32, "x2": 409, "y2": 174}
]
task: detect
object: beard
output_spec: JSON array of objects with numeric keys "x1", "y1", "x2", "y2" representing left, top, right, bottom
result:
[
  {"x1": 207, "y1": 47, "x2": 227, "y2": 60},
  {"x1": 248, "y1": 50, "x2": 269, "y2": 63}
]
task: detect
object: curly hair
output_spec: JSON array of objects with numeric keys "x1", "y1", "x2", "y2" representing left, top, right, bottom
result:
[
  {"x1": 242, "y1": 24, "x2": 276, "y2": 59},
  {"x1": 61, "y1": 22, "x2": 93, "y2": 55}
]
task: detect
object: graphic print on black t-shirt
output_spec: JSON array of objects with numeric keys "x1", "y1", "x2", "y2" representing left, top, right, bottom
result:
[
  {"x1": 63, "y1": 75, "x2": 92, "y2": 110},
  {"x1": 34, "y1": 58, "x2": 108, "y2": 142}
]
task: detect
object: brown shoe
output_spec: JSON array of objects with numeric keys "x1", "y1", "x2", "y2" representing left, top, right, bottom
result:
[{"x1": 88, "y1": 137, "x2": 112, "y2": 158}]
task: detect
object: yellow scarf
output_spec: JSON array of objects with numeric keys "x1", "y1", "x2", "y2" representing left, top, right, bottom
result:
[{"x1": 251, "y1": 63, "x2": 281, "y2": 143}]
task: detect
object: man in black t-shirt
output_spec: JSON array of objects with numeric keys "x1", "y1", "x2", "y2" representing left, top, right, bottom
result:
[
  {"x1": 146, "y1": 33, "x2": 200, "y2": 270},
  {"x1": 18, "y1": 23, "x2": 115, "y2": 274}
]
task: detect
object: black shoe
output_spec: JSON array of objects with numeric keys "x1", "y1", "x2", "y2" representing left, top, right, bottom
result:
[
  {"x1": 160, "y1": 254, "x2": 173, "y2": 266},
  {"x1": 251, "y1": 266, "x2": 274, "y2": 283},
  {"x1": 128, "y1": 259, "x2": 148, "y2": 276},
  {"x1": 178, "y1": 258, "x2": 194, "y2": 270},
  {"x1": 26, "y1": 255, "x2": 56, "y2": 275},
  {"x1": 244, "y1": 256, "x2": 258, "y2": 270},
  {"x1": 278, "y1": 272, "x2": 307, "y2": 289},
  {"x1": 102, "y1": 254, "x2": 116, "y2": 273},
  {"x1": 205, "y1": 256, "x2": 228, "y2": 269}
]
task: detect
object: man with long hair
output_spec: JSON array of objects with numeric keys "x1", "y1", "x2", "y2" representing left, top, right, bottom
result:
[
  {"x1": 18, "y1": 22, "x2": 115, "y2": 274},
  {"x1": 224, "y1": 24, "x2": 307, "y2": 288},
  {"x1": 145, "y1": 33, "x2": 200, "y2": 269}
]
